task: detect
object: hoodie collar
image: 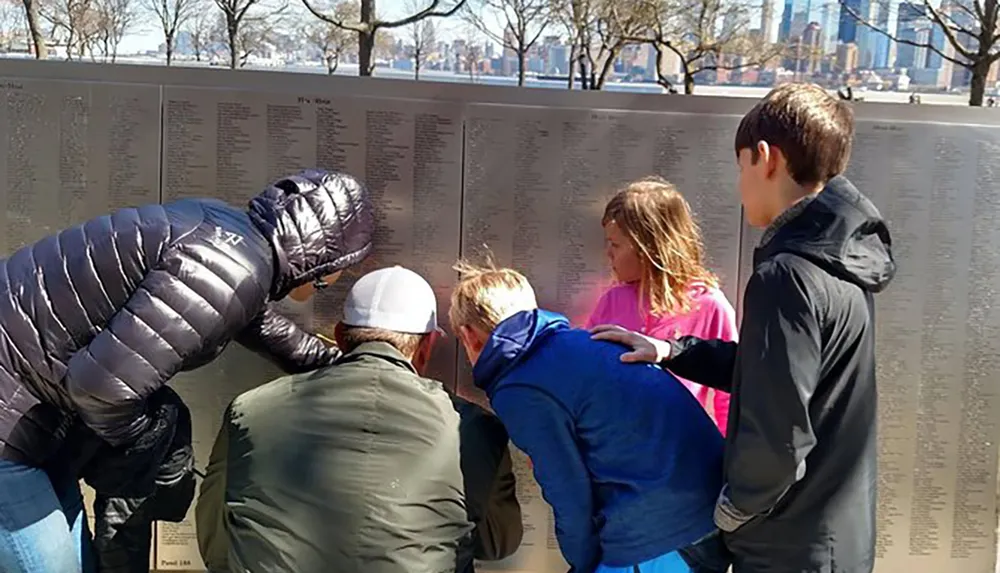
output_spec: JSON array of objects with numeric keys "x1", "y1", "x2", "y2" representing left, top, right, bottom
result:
[
  {"x1": 755, "y1": 176, "x2": 895, "y2": 293},
  {"x1": 472, "y1": 309, "x2": 569, "y2": 395},
  {"x1": 760, "y1": 193, "x2": 818, "y2": 248}
]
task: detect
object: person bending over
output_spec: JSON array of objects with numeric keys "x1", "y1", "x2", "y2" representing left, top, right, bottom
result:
[
  {"x1": 0, "y1": 169, "x2": 373, "y2": 573},
  {"x1": 450, "y1": 261, "x2": 729, "y2": 573},
  {"x1": 196, "y1": 266, "x2": 522, "y2": 573}
]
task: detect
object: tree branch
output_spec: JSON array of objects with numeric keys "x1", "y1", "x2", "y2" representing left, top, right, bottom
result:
[
  {"x1": 838, "y1": 0, "x2": 971, "y2": 66},
  {"x1": 301, "y1": 0, "x2": 366, "y2": 32},
  {"x1": 462, "y1": 3, "x2": 506, "y2": 46},
  {"x1": 377, "y1": 0, "x2": 466, "y2": 29}
]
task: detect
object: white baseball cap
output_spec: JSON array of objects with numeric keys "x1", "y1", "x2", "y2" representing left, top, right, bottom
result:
[{"x1": 343, "y1": 266, "x2": 439, "y2": 334}]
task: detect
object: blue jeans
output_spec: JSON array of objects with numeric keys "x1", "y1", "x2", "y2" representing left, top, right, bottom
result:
[
  {"x1": 595, "y1": 551, "x2": 694, "y2": 572},
  {"x1": 677, "y1": 530, "x2": 732, "y2": 573},
  {"x1": 594, "y1": 531, "x2": 731, "y2": 573},
  {"x1": 0, "y1": 458, "x2": 95, "y2": 573}
]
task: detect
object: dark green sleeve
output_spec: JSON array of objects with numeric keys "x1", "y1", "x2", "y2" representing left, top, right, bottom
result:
[
  {"x1": 451, "y1": 396, "x2": 525, "y2": 562},
  {"x1": 474, "y1": 445, "x2": 524, "y2": 561},
  {"x1": 196, "y1": 406, "x2": 232, "y2": 572}
]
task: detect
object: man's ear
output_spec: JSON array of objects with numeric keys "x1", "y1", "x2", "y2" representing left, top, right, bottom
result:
[{"x1": 333, "y1": 322, "x2": 346, "y2": 349}]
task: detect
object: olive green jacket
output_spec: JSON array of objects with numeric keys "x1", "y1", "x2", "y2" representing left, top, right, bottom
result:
[{"x1": 196, "y1": 342, "x2": 522, "y2": 573}]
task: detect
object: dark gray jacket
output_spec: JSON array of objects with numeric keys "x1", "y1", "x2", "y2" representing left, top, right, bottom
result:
[
  {"x1": 199, "y1": 342, "x2": 472, "y2": 573},
  {"x1": 0, "y1": 169, "x2": 373, "y2": 467},
  {"x1": 665, "y1": 177, "x2": 895, "y2": 573}
]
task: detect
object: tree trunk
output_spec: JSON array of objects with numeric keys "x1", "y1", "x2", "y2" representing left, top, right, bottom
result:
[
  {"x1": 566, "y1": 42, "x2": 576, "y2": 89},
  {"x1": 227, "y1": 23, "x2": 238, "y2": 69},
  {"x1": 414, "y1": 51, "x2": 421, "y2": 80},
  {"x1": 577, "y1": 49, "x2": 588, "y2": 90},
  {"x1": 517, "y1": 48, "x2": 526, "y2": 86},
  {"x1": 22, "y1": 0, "x2": 47, "y2": 59},
  {"x1": 969, "y1": 62, "x2": 988, "y2": 107},
  {"x1": 358, "y1": 0, "x2": 375, "y2": 76},
  {"x1": 594, "y1": 54, "x2": 615, "y2": 90},
  {"x1": 358, "y1": 31, "x2": 375, "y2": 76},
  {"x1": 165, "y1": 34, "x2": 174, "y2": 65},
  {"x1": 327, "y1": 55, "x2": 336, "y2": 74},
  {"x1": 684, "y1": 71, "x2": 695, "y2": 95}
]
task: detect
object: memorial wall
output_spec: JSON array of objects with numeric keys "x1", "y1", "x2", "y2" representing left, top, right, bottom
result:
[{"x1": 1, "y1": 60, "x2": 999, "y2": 573}]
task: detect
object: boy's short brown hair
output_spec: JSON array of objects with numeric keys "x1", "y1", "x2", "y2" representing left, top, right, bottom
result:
[
  {"x1": 449, "y1": 258, "x2": 537, "y2": 335},
  {"x1": 734, "y1": 83, "x2": 854, "y2": 186}
]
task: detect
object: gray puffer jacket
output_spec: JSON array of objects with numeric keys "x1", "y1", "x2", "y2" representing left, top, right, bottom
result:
[{"x1": 0, "y1": 169, "x2": 373, "y2": 467}]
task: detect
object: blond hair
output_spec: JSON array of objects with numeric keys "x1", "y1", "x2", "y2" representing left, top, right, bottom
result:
[
  {"x1": 449, "y1": 257, "x2": 538, "y2": 334},
  {"x1": 602, "y1": 176, "x2": 717, "y2": 316}
]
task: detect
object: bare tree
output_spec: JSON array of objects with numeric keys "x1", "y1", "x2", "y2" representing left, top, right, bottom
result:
[
  {"x1": 301, "y1": 0, "x2": 465, "y2": 76},
  {"x1": 841, "y1": 0, "x2": 998, "y2": 106},
  {"x1": 212, "y1": 0, "x2": 284, "y2": 68},
  {"x1": 44, "y1": 0, "x2": 100, "y2": 59},
  {"x1": 306, "y1": 0, "x2": 356, "y2": 73},
  {"x1": 0, "y1": 0, "x2": 27, "y2": 51},
  {"x1": 464, "y1": 0, "x2": 552, "y2": 85},
  {"x1": 92, "y1": 0, "x2": 140, "y2": 61},
  {"x1": 625, "y1": 0, "x2": 783, "y2": 94},
  {"x1": 373, "y1": 24, "x2": 394, "y2": 57},
  {"x1": 549, "y1": 0, "x2": 589, "y2": 87},
  {"x1": 186, "y1": 7, "x2": 212, "y2": 59},
  {"x1": 463, "y1": 40, "x2": 482, "y2": 79},
  {"x1": 144, "y1": 0, "x2": 197, "y2": 64},
  {"x1": 406, "y1": 0, "x2": 435, "y2": 78},
  {"x1": 455, "y1": 23, "x2": 483, "y2": 79},
  {"x1": 563, "y1": 0, "x2": 646, "y2": 89},
  {"x1": 17, "y1": 0, "x2": 48, "y2": 57}
]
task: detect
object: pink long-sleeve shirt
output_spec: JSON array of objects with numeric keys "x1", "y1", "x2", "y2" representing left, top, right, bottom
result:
[{"x1": 586, "y1": 282, "x2": 738, "y2": 435}]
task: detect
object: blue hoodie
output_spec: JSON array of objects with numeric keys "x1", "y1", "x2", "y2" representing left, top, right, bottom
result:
[{"x1": 473, "y1": 309, "x2": 724, "y2": 573}]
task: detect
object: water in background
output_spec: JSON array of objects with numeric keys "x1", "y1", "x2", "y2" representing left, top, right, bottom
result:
[{"x1": 2, "y1": 53, "x2": 978, "y2": 105}]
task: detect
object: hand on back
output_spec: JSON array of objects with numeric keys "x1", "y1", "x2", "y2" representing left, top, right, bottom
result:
[{"x1": 589, "y1": 324, "x2": 673, "y2": 364}]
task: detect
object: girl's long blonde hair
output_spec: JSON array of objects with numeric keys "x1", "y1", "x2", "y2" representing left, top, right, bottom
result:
[{"x1": 602, "y1": 176, "x2": 717, "y2": 316}]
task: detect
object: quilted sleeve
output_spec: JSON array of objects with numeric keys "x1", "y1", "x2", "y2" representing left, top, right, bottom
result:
[
  {"x1": 236, "y1": 304, "x2": 341, "y2": 373},
  {"x1": 66, "y1": 243, "x2": 266, "y2": 447}
]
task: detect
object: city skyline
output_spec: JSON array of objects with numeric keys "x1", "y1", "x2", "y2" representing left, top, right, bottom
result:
[{"x1": 109, "y1": 0, "x2": 928, "y2": 54}]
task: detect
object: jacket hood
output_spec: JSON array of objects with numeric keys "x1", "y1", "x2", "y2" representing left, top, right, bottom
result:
[
  {"x1": 248, "y1": 170, "x2": 374, "y2": 300},
  {"x1": 472, "y1": 309, "x2": 568, "y2": 394},
  {"x1": 756, "y1": 175, "x2": 895, "y2": 293}
]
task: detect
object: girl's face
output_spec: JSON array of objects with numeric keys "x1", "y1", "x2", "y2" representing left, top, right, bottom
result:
[{"x1": 604, "y1": 221, "x2": 643, "y2": 283}]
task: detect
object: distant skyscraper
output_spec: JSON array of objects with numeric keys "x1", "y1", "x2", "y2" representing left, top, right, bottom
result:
[
  {"x1": 871, "y1": 0, "x2": 893, "y2": 68},
  {"x1": 761, "y1": 0, "x2": 776, "y2": 42},
  {"x1": 895, "y1": 2, "x2": 929, "y2": 68},
  {"x1": 820, "y1": 2, "x2": 838, "y2": 54},
  {"x1": 837, "y1": 0, "x2": 861, "y2": 43},
  {"x1": 837, "y1": 42, "x2": 859, "y2": 72},
  {"x1": 791, "y1": 9, "x2": 809, "y2": 38},
  {"x1": 851, "y1": 0, "x2": 878, "y2": 68},
  {"x1": 802, "y1": 22, "x2": 824, "y2": 72},
  {"x1": 779, "y1": 0, "x2": 795, "y2": 41}
]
